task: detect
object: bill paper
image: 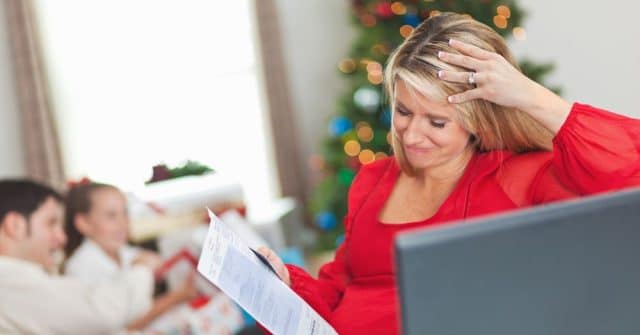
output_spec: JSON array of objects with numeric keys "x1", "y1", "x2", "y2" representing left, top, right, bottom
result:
[{"x1": 197, "y1": 210, "x2": 338, "y2": 335}]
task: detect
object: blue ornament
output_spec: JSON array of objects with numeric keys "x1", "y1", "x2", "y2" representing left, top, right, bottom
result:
[
  {"x1": 315, "y1": 211, "x2": 338, "y2": 231},
  {"x1": 329, "y1": 117, "x2": 353, "y2": 137},
  {"x1": 404, "y1": 14, "x2": 421, "y2": 27},
  {"x1": 379, "y1": 108, "x2": 392, "y2": 128},
  {"x1": 335, "y1": 234, "x2": 345, "y2": 248}
]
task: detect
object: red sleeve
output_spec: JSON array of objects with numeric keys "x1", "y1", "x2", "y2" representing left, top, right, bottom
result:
[
  {"x1": 258, "y1": 244, "x2": 351, "y2": 334},
  {"x1": 283, "y1": 158, "x2": 391, "y2": 321},
  {"x1": 527, "y1": 103, "x2": 640, "y2": 203},
  {"x1": 285, "y1": 242, "x2": 350, "y2": 320},
  {"x1": 548, "y1": 103, "x2": 640, "y2": 194}
]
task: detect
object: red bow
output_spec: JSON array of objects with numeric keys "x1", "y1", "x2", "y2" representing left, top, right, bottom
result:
[{"x1": 66, "y1": 177, "x2": 92, "y2": 189}]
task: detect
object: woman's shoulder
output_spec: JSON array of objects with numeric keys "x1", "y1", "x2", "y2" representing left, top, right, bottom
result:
[
  {"x1": 473, "y1": 149, "x2": 557, "y2": 205},
  {"x1": 347, "y1": 156, "x2": 396, "y2": 215},
  {"x1": 351, "y1": 156, "x2": 397, "y2": 194},
  {"x1": 475, "y1": 149, "x2": 553, "y2": 174},
  {"x1": 474, "y1": 149, "x2": 554, "y2": 186},
  {"x1": 356, "y1": 156, "x2": 395, "y2": 179}
]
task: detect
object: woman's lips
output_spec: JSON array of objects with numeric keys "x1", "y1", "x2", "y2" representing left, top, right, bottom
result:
[{"x1": 405, "y1": 145, "x2": 433, "y2": 154}]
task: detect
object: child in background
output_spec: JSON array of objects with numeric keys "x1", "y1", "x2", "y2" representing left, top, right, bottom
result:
[{"x1": 64, "y1": 182, "x2": 197, "y2": 331}]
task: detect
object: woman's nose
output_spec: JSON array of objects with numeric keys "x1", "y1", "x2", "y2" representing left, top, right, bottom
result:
[{"x1": 404, "y1": 117, "x2": 428, "y2": 144}]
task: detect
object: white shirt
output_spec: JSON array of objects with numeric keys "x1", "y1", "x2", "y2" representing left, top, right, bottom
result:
[
  {"x1": 0, "y1": 256, "x2": 153, "y2": 335},
  {"x1": 65, "y1": 239, "x2": 142, "y2": 282}
]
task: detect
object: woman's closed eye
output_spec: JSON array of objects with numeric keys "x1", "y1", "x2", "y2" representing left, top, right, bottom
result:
[
  {"x1": 396, "y1": 107, "x2": 411, "y2": 116},
  {"x1": 396, "y1": 105, "x2": 447, "y2": 128},
  {"x1": 430, "y1": 120, "x2": 446, "y2": 128}
]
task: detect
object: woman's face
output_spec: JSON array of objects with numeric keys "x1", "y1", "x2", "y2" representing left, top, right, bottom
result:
[
  {"x1": 80, "y1": 188, "x2": 129, "y2": 256},
  {"x1": 393, "y1": 79, "x2": 472, "y2": 172}
]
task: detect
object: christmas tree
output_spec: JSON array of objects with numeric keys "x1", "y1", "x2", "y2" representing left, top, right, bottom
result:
[{"x1": 309, "y1": 0, "x2": 560, "y2": 251}]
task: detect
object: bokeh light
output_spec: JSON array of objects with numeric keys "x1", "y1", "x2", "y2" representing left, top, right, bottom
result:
[
  {"x1": 338, "y1": 58, "x2": 357, "y2": 73},
  {"x1": 344, "y1": 140, "x2": 361, "y2": 157},
  {"x1": 493, "y1": 15, "x2": 508, "y2": 29},
  {"x1": 358, "y1": 149, "x2": 376, "y2": 165},
  {"x1": 513, "y1": 27, "x2": 527, "y2": 41},
  {"x1": 400, "y1": 25, "x2": 414, "y2": 38}
]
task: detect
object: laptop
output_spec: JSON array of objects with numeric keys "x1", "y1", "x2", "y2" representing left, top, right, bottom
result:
[{"x1": 395, "y1": 188, "x2": 640, "y2": 335}]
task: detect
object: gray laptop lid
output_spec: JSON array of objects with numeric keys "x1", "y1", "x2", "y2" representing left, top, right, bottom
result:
[{"x1": 395, "y1": 188, "x2": 640, "y2": 335}]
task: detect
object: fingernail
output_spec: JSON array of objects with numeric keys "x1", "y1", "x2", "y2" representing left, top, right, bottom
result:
[
  {"x1": 448, "y1": 96, "x2": 455, "y2": 103},
  {"x1": 449, "y1": 39, "x2": 454, "y2": 46},
  {"x1": 438, "y1": 51, "x2": 445, "y2": 58},
  {"x1": 437, "y1": 70, "x2": 444, "y2": 78}
]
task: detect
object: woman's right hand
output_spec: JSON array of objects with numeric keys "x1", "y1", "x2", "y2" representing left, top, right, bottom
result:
[{"x1": 257, "y1": 246, "x2": 291, "y2": 287}]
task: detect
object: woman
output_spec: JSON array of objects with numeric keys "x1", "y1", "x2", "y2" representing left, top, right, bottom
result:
[{"x1": 258, "y1": 13, "x2": 640, "y2": 334}]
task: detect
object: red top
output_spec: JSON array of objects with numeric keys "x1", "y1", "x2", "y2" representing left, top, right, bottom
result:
[{"x1": 286, "y1": 103, "x2": 640, "y2": 335}]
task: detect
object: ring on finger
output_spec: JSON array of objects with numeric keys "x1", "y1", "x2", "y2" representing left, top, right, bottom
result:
[{"x1": 467, "y1": 72, "x2": 476, "y2": 85}]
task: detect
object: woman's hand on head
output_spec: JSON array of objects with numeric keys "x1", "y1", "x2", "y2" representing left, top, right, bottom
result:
[
  {"x1": 437, "y1": 39, "x2": 571, "y2": 132},
  {"x1": 257, "y1": 246, "x2": 291, "y2": 287},
  {"x1": 437, "y1": 39, "x2": 544, "y2": 109}
]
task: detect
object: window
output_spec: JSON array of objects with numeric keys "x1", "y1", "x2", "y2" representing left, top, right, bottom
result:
[{"x1": 34, "y1": 0, "x2": 279, "y2": 213}]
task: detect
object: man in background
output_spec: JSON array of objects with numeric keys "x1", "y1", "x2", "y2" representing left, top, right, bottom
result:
[{"x1": 0, "y1": 179, "x2": 153, "y2": 334}]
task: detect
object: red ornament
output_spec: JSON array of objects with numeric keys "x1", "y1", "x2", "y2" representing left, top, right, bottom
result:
[
  {"x1": 66, "y1": 177, "x2": 92, "y2": 189},
  {"x1": 375, "y1": 2, "x2": 394, "y2": 19}
]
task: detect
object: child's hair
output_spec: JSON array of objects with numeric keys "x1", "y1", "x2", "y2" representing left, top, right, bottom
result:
[{"x1": 64, "y1": 182, "x2": 120, "y2": 257}]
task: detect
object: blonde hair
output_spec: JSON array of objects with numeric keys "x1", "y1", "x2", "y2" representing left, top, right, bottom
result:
[{"x1": 384, "y1": 12, "x2": 553, "y2": 175}]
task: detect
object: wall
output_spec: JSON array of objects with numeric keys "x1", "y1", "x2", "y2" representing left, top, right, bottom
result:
[
  {"x1": 274, "y1": 0, "x2": 355, "y2": 180},
  {"x1": 508, "y1": 0, "x2": 640, "y2": 117}
]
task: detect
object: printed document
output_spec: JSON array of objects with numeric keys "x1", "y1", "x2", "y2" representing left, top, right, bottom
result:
[{"x1": 197, "y1": 210, "x2": 338, "y2": 335}]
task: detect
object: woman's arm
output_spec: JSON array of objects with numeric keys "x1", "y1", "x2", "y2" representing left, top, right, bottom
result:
[
  {"x1": 439, "y1": 39, "x2": 640, "y2": 197},
  {"x1": 256, "y1": 229, "x2": 351, "y2": 321}
]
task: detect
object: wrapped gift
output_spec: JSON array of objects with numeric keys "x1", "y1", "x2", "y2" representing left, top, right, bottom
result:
[
  {"x1": 145, "y1": 292, "x2": 244, "y2": 335},
  {"x1": 127, "y1": 173, "x2": 245, "y2": 242},
  {"x1": 145, "y1": 248, "x2": 245, "y2": 334}
]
